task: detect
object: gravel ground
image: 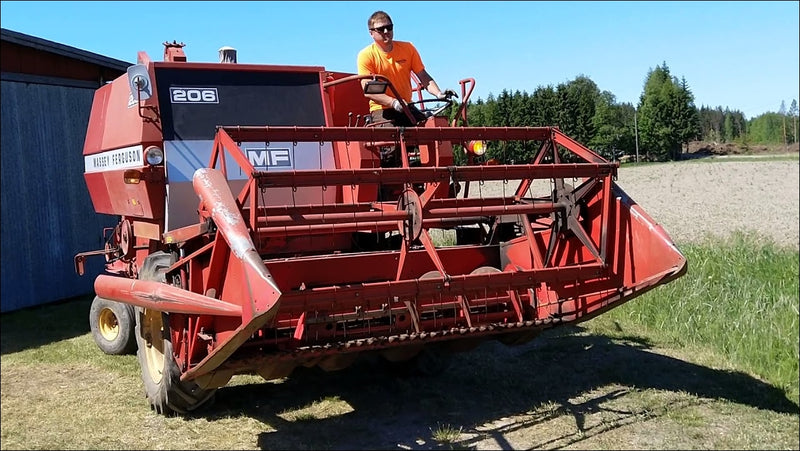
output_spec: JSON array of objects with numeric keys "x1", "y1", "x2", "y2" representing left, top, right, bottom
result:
[{"x1": 476, "y1": 157, "x2": 799, "y2": 250}]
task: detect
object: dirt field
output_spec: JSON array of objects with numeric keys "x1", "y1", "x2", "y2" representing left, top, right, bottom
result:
[
  {"x1": 686, "y1": 140, "x2": 800, "y2": 157},
  {"x1": 614, "y1": 156, "x2": 799, "y2": 250},
  {"x1": 479, "y1": 153, "x2": 799, "y2": 250}
]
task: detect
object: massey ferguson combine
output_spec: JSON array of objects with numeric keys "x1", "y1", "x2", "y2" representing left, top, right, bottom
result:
[{"x1": 75, "y1": 42, "x2": 687, "y2": 415}]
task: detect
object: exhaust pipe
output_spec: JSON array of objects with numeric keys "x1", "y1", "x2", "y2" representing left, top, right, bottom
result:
[{"x1": 218, "y1": 46, "x2": 237, "y2": 63}]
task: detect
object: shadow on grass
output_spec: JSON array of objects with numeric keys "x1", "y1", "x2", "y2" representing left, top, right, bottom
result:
[
  {"x1": 4, "y1": 297, "x2": 796, "y2": 449},
  {"x1": 185, "y1": 326, "x2": 799, "y2": 450},
  {"x1": 0, "y1": 294, "x2": 93, "y2": 354}
]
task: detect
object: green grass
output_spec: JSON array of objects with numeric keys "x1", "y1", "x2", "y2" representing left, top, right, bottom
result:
[
  {"x1": 0, "y1": 296, "x2": 131, "y2": 365},
  {"x1": 430, "y1": 422, "x2": 463, "y2": 444},
  {"x1": 588, "y1": 232, "x2": 800, "y2": 404},
  {"x1": 1, "y1": 232, "x2": 798, "y2": 449}
]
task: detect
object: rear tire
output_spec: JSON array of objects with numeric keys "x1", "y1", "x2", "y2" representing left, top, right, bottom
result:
[
  {"x1": 89, "y1": 296, "x2": 137, "y2": 355},
  {"x1": 135, "y1": 252, "x2": 216, "y2": 415}
]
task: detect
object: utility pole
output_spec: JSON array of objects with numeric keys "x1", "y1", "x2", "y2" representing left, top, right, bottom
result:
[
  {"x1": 780, "y1": 100, "x2": 788, "y2": 148},
  {"x1": 634, "y1": 107, "x2": 640, "y2": 163}
]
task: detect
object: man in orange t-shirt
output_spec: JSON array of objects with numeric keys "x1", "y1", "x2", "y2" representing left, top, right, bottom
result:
[{"x1": 357, "y1": 10, "x2": 456, "y2": 166}]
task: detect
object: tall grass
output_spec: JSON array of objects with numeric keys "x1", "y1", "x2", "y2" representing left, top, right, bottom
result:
[{"x1": 596, "y1": 232, "x2": 799, "y2": 403}]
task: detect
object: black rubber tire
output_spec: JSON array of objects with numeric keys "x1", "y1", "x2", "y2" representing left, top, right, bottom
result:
[
  {"x1": 89, "y1": 296, "x2": 137, "y2": 355},
  {"x1": 135, "y1": 251, "x2": 216, "y2": 415}
]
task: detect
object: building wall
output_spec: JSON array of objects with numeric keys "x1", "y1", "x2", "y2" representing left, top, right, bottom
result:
[
  {"x1": 1, "y1": 29, "x2": 129, "y2": 313},
  {"x1": 0, "y1": 79, "x2": 118, "y2": 312}
]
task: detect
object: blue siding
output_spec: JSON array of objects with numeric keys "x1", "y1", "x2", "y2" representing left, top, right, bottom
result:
[{"x1": 1, "y1": 80, "x2": 116, "y2": 312}]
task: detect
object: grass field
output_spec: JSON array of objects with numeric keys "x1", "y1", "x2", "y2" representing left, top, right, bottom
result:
[
  {"x1": 590, "y1": 232, "x2": 799, "y2": 405},
  {"x1": 1, "y1": 235, "x2": 798, "y2": 450}
]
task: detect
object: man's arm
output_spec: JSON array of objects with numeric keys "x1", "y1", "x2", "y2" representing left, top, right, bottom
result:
[
  {"x1": 360, "y1": 79, "x2": 399, "y2": 109},
  {"x1": 415, "y1": 69, "x2": 443, "y2": 99}
]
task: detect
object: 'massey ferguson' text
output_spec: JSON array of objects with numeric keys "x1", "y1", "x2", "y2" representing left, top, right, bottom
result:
[{"x1": 84, "y1": 145, "x2": 143, "y2": 173}]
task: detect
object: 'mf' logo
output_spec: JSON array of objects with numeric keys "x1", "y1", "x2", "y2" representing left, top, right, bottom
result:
[{"x1": 246, "y1": 148, "x2": 292, "y2": 169}]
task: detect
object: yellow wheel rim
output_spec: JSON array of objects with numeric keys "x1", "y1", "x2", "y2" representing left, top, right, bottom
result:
[
  {"x1": 141, "y1": 309, "x2": 166, "y2": 384},
  {"x1": 98, "y1": 307, "x2": 120, "y2": 342}
]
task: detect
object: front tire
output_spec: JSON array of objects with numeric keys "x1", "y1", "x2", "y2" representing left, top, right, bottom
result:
[
  {"x1": 135, "y1": 252, "x2": 216, "y2": 415},
  {"x1": 135, "y1": 307, "x2": 215, "y2": 415},
  {"x1": 89, "y1": 296, "x2": 136, "y2": 355}
]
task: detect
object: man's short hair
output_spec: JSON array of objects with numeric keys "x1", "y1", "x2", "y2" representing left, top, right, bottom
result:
[{"x1": 368, "y1": 10, "x2": 392, "y2": 28}]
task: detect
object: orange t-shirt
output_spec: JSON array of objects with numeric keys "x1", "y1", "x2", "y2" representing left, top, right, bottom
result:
[{"x1": 357, "y1": 41, "x2": 424, "y2": 112}]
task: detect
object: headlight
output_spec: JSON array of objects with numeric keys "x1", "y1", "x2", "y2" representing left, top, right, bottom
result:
[
  {"x1": 466, "y1": 140, "x2": 487, "y2": 156},
  {"x1": 145, "y1": 146, "x2": 164, "y2": 165}
]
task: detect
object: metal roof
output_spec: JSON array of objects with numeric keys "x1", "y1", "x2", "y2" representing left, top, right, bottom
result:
[{"x1": 1, "y1": 27, "x2": 132, "y2": 71}]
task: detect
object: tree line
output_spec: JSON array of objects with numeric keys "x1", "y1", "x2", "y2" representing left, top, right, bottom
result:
[{"x1": 457, "y1": 62, "x2": 798, "y2": 163}]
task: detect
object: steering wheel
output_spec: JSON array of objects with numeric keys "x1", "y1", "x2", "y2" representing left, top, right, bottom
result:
[
  {"x1": 364, "y1": 95, "x2": 458, "y2": 128},
  {"x1": 407, "y1": 96, "x2": 457, "y2": 120}
]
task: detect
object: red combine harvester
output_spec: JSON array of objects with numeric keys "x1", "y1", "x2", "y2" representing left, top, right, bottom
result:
[{"x1": 75, "y1": 42, "x2": 687, "y2": 415}]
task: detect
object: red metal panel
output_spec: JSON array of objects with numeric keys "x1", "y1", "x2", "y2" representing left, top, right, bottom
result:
[
  {"x1": 82, "y1": 168, "x2": 164, "y2": 218},
  {"x1": 82, "y1": 70, "x2": 162, "y2": 155},
  {"x1": 152, "y1": 60, "x2": 325, "y2": 73},
  {"x1": 82, "y1": 172, "x2": 113, "y2": 213}
]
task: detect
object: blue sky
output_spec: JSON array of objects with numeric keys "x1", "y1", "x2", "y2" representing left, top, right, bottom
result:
[{"x1": 2, "y1": 1, "x2": 798, "y2": 119}]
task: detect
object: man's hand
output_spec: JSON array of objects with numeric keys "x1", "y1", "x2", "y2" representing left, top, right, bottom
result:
[
  {"x1": 437, "y1": 89, "x2": 458, "y2": 100},
  {"x1": 391, "y1": 98, "x2": 404, "y2": 112}
]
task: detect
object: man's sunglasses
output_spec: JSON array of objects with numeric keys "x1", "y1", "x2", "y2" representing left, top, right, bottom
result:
[{"x1": 370, "y1": 24, "x2": 394, "y2": 34}]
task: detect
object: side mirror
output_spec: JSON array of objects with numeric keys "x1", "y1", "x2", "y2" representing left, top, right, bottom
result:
[
  {"x1": 127, "y1": 64, "x2": 152, "y2": 101},
  {"x1": 364, "y1": 80, "x2": 388, "y2": 95}
]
